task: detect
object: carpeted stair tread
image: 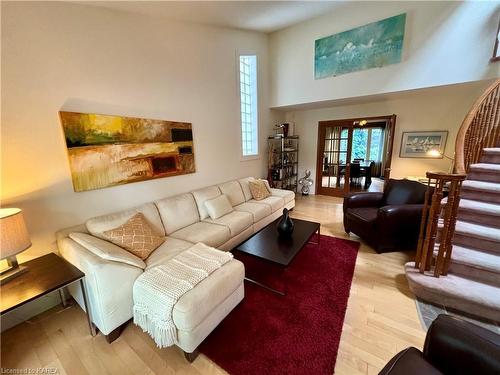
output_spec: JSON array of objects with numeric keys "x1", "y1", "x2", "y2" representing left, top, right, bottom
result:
[
  {"x1": 461, "y1": 180, "x2": 500, "y2": 193},
  {"x1": 481, "y1": 148, "x2": 500, "y2": 164},
  {"x1": 483, "y1": 148, "x2": 500, "y2": 154},
  {"x1": 434, "y1": 244, "x2": 500, "y2": 274},
  {"x1": 441, "y1": 198, "x2": 500, "y2": 216},
  {"x1": 468, "y1": 163, "x2": 500, "y2": 183},
  {"x1": 454, "y1": 220, "x2": 500, "y2": 242},
  {"x1": 461, "y1": 180, "x2": 500, "y2": 203},
  {"x1": 405, "y1": 263, "x2": 500, "y2": 322},
  {"x1": 469, "y1": 163, "x2": 500, "y2": 172}
]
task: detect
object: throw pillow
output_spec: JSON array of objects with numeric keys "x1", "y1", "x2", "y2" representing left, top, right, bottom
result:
[
  {"x1": 249, "y1": 180, "x2": 271, "y2": 201},
  {"x1": 69, "y1": 232, "x2": 146, "y2": 269},
  {"x1": 102, "y1": 213, "x2": 165, "y2": 260},
  {"x1": 205, "y1": 194, "x2": 234, "y2": 220}
]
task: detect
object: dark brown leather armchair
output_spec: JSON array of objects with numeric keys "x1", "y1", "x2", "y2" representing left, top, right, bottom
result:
[
  {"x1": 379, "y1": 314, "x2": 500, "y2": 375},
  {"x1": 343, "y1": 179, "x2": 428, "y2": 253}
]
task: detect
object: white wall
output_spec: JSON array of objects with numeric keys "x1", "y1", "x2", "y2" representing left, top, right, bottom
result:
[
  {"x1": 270, "y1": 1, "x2": 499, "y2": 108},
  {"x1": 281, "y1": 80, "x2": 493, "y2": 193},
  {"x1": 1, "y1": 2, "x2": 272, "y2": 262}
]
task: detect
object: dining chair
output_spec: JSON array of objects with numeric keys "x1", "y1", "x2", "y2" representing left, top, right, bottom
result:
[{"x1": 349, "y1": 163, "x2": 361, "y2": 186}]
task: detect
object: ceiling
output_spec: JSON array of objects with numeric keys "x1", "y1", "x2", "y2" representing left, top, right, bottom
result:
[{"x1": 82, "y1": 1, "x2": 344, "y2": 33}]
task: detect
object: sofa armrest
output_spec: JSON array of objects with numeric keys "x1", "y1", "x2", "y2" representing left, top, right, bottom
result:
[
  {"x1": 423, "y1": 314, "x2": 500, "y2": 375},
  {"x1": 374, "y1": 204, "x2": 423, "y2": 250},
  {"x1": 343, "y1": 192, "x2": 384, "y2": 212},
  {"x1": 58, "y1": 237, "x2": 143, "y2": 335}
]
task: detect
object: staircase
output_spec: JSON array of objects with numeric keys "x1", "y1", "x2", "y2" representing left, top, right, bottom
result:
[
  {"x1": 406, "y1": 148, "x2": 500, "y2": 322},
  {"x1": 405, "y1": 80, "x2": 500, "y2": 323}
]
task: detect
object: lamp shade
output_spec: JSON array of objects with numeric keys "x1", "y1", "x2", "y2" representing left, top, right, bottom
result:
[{"x1": 0, "y1": 208, "x2": 31, "y2": 259}]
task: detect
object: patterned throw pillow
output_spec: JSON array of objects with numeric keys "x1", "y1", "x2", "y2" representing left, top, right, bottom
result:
[
  {"x1": 103, "y1": 213, "x2": 165, "y2": 260},
  {"x1": 249, "y1": 180, "x2": 271, "y2": 201}
]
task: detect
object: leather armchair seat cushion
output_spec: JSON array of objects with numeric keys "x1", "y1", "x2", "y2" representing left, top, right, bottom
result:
[
  {"x1": 234, "y1": 202, "x2": 272, "y2": 223},
  {"x1": 170, "y1": 222, "x2": 230, "y2": 248},
  {"x1": 379, "y1": 347, "x2": 443, "y2": 375},
  {"x1": 203, "y1": 211, "x2": 253, "y2": 236},
  {"x1": 346, "y1": 207, "x2": 378, "y2": 226},
  {"x1": 249, "y1": 196, "x2": 285, "y2": 213},
  {"x1": 145, "y1": 237, "x2": 194, "y2": 269},
  {"x1": 173, "y1": 259, "x2": 245, "y2": 331},
  {"x1": 270, "y1": 188, "x2": 295, "y2": 204}
]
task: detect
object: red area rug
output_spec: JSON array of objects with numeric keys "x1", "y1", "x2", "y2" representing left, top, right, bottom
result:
[{"x1": 199, "y1": 234, "x2": 359, "y2": 375}]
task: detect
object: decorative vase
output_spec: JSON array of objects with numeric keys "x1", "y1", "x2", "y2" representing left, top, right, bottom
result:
[{"x1": 277, "y1": 208, "x2": 294, "y2": 237}]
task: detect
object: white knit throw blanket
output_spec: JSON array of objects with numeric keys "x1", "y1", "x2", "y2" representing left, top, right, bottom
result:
[{"x1": 132, "y1": 242, "x2": 233, "y2": 348}]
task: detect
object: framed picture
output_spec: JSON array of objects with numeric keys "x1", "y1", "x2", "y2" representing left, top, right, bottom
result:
[
  {"x1": 399, "y1": 131, "x2": 448, "y2": 158},
  {"x1": 60, "y1": 111, "x2": 195, "y2": 192}
]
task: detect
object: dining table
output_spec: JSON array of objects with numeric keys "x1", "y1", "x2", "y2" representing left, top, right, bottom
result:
[{"x1": 337, "y1": 161, "x2": 373, "y2": 188}]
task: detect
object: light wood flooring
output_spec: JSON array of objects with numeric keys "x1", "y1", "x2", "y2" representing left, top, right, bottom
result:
[{"x1": 0, "y1": 195, "x2": 425, "y2": 375}]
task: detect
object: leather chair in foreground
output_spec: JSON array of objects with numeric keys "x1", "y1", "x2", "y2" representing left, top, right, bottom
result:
[
  {"x1": 343, "y1": 178, "x2": 428, "y2": 253},
  {"x1": 379, "y1": 314, "x2": 500, "y2": 375}
]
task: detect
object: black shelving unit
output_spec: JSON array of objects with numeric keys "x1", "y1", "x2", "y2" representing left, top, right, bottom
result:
[{"x1": 267, "y1": 135, "x2": 299, "y2": 192}]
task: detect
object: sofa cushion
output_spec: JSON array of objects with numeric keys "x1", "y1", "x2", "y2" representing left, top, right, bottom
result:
[
  {"x1": 218, "y1": 181, "x2": 245, "y2": 206},
  {"x1": 145, "y1": 237, "x2": 194, "y2": 269},
  {"x1": 270, "y1": 188, "x2": 295, "y2": 204},
  {"x1": 155, "y1": 193, "x2": 200, "y2": 235},
  {"x1": 86, "y1": 202, "x2": 165, "y2": 240},
  {"x1": 192, "y1": 186, "x2": 221, "y2": 220},
  {"x1": 347, "y1": 207, "x2": 378, "y2": 226},
  {"x1": 69, "y1": 232, "x2": 146, "y2": 269},
  {"x1": 234, "y1": 202, "x2": 272, "y2": 223},
  {"x1": 249, "y1": 196, "x2": 285, "y2": 213},
  {"x1": 249, "y1": 180, "x2": 271, "y2": 201},
  {"x1": 205, "y1": 195, "x2": 233, "y2": 220},
  {"x1": 173, "y1": 259, "x2": 245, "y2": 331},
  {"x1": 203, "y1": 211, "x2": 253, "y2": 236},
  {"x1": 102, "y1": 213, "x2": 165, "y2": 260},
  {"x1": 170, "y1": 222, "x2": 230, "y2": 248},
  {"x1": 238, "y1": 177, "x2": 256, "y2": 202}
]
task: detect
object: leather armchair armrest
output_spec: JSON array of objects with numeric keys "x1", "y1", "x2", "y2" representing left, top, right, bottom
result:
[
  {"x1": 374, "y1": 204, "x2": 423, "y2": 251},
  {"x1": 343, "y1": 192, "x2": 384, "y2": 212},
  {"x1": 424, "y1": 314, "x2": 500, "y2": 375},
  {"x1": 377, "y1": 204, "x2": 423, "y2": 222}
]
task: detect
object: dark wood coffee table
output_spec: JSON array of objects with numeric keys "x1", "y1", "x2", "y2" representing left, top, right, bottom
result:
[{"x1": 234, "y1": 217, "x2": 320, "y2": 295}]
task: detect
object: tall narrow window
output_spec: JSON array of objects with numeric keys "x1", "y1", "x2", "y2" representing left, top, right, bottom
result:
[{"x1": 239, "y1": 55, "x2": 258, "y2": 157}]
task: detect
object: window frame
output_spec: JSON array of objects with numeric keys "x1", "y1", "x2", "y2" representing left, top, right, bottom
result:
[{"x1": 237, "y1": 52, "x2": 260, "y2": 161}]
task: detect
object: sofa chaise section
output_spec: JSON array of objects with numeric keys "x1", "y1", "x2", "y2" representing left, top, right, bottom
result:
[{"x1": 55, "y1": 177, "x2": 295, "y2": 354}]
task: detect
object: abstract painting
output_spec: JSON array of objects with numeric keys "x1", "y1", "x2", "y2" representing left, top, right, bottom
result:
[
  {"x1": 400, "y1": 131, "x2": 448, "y2": 158},
  {"x1": 315, "y1": 13, "x2": 406, "y2": 79},
  {"x1": 60, "y1": 111, "x2": 195, "y2": 192}
]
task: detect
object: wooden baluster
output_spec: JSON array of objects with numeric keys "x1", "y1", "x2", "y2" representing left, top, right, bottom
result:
[
  {"x1": 442, "y1": 179, "x2": 465, "y2": 275},
  {"x1": 420, "y1": 176, "x2": 443, "y2": 273},
  {"x1": 415, "y1": 179, "x2": 432, "y2": 269}
]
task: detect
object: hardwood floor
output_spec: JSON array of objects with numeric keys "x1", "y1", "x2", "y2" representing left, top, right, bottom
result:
[{"x1": 0, "y1": 195, "x2": 425, "y2": 375}]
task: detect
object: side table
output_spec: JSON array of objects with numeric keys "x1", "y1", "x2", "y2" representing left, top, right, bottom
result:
[{"x1": 0, "y1": 252, "x2": 96, "y2": 336}]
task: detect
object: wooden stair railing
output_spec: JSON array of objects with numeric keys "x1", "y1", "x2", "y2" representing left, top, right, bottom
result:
[
  {"x1": 415, "y1": 172, "x2": 466, "y2": 277},
  {"x1": 414, "y1": 79, "x2": 500, "y2": 277},
  {"x1": 455, "y1": 79, "x2": 500, "y2": 174}
]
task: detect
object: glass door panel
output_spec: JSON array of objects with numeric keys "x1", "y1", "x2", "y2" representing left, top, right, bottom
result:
[{"x1": 316, "y1": 121, "x2": 353, "y2": 196}]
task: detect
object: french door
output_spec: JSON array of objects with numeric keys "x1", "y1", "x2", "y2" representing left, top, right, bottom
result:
[
  {"x1": 315, "y1": 120, "x2": 353, "y2": 196},
  {"x1": 315, "y1": 115, "x2": 397, "y2": 197}
]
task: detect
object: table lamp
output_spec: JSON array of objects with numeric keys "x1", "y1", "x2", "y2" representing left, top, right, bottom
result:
[
  {"x1": 427, "y1": 149, "x2": 455, "y2": 173},
  {"x1": 0, "y1": 208, "x2": 31, "y2": 284}
]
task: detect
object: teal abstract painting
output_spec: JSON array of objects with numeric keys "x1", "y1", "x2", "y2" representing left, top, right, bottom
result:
[{"x1": 315, "y1": 14, "x2": 406, "y2": 79}]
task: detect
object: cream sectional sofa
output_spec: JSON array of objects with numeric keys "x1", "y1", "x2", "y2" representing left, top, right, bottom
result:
[{"x1": 56, "y1": 177, "x2": 295, "y2": 355}]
